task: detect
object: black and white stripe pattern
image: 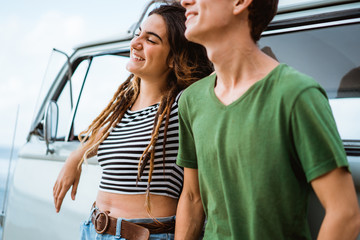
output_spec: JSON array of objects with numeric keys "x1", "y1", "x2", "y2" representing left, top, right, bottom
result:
[{"x1": 97, "y1": 100, "x2": 183, "y2": 199}]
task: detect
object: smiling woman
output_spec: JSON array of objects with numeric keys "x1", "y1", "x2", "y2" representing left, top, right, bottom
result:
[{"x1": 50, "y1": 2, "x2": 213, "y2": 240}]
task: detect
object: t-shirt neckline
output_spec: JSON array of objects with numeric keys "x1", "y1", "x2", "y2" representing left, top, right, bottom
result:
[
  {"x1": 127, "y1": 103, "x2": 159, "y2": 114},
  {"x1": 209, "y1": 63, "x2": 284, "y2": 109}
]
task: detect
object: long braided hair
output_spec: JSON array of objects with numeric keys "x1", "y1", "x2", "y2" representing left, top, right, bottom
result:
[{"x1": 78, "y1": 2, "x2": 213, "y2": 214}]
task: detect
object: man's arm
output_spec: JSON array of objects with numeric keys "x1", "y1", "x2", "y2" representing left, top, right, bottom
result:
[
  {"x1": 312, "y1": 167, "x2": 360, "y2": 240},
  {"x1": 175, "y1": 167, "x2": 205, "y2": 240}
]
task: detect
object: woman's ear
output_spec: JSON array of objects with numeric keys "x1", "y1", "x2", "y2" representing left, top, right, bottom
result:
[
  {"x1": 168, "y1": 57, "x2": 174, "y2": 69},
  {"x1": 233, "y1": 0, "x2": 253, "y2": 15}
]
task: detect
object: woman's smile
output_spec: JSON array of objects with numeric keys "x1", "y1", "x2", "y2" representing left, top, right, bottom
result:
[{"x1": 131, "y1": 50, "x2": 145, "y2": 61}]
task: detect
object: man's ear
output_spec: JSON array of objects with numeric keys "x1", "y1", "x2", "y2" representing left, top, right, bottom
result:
[{"x1": 233, "y1": 0, "x2": 253, "y2": 15}]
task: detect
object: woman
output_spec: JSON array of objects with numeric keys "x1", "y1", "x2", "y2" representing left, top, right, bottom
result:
[{"x1": 53, "y1": 2, "x2": 213, "y2": 240}]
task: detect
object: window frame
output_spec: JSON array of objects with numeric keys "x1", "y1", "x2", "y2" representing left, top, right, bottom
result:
[{"x1": 63, "y1": 49, "x2": 130, "y2": 142}]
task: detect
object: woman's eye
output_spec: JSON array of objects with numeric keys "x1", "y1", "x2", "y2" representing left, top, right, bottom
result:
[
  {"x1": 134, "y1": 29, "x2": 140, "y2": 37},
  {"x1": 147, "y1": 38, "x2": 156, "y2": 44}
]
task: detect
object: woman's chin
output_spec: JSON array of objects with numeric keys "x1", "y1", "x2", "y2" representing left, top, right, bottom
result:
[{"x1": 126, "y1": 64, "x2": 141, "y2": 76}]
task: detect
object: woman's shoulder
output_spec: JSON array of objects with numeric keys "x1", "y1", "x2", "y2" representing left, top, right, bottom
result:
[{"x1": 174, "y1": 90, "x2": 184, "y2": 104}]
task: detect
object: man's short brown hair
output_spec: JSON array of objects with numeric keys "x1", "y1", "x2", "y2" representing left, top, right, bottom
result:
[{"x1": 248, "y1": 0, "x2": 279, "y2": 42}]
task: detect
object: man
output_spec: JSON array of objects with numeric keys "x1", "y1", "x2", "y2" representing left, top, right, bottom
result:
[{"x1": 175, "y1": 0, "x2": 360, "y2": 239}]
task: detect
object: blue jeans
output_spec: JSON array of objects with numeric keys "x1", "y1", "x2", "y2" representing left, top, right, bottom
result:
[{"x1": 80, "y1": 207, "x2": 175, "y2": 240}]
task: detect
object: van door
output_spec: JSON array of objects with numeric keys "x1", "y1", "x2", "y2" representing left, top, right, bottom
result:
[{"x1": 3, "y1": 51, "x2": 131, "y2": 240}]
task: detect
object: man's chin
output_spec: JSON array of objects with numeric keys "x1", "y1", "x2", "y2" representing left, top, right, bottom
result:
[{"x1": 184, "y1": 28, "x2": 202, "y2": 45}]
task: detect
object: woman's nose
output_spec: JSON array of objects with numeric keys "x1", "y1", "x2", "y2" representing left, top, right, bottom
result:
[{"x1": 130, "y1": 37, "x2": 142, "y2": 50}]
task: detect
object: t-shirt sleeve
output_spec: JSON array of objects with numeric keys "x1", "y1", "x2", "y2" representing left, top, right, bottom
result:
[
  {"x1": 290, "y1": 87, "x2": 349, "y2": 182},
  {"x1": 176, "y1": 94, "x2": 198, "y2": 169}
]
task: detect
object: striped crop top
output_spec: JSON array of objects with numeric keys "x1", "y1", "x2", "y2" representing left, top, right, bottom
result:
[{"x1": 97, "y1": 99, "x2": 183, "y2": 199}]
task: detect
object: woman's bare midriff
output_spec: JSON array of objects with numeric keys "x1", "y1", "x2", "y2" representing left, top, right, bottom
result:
[{"x1": 95, "y1": 190, "x2": 178, "y2": 219}]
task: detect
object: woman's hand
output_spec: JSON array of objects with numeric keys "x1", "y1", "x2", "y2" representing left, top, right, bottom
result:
[{"x1": 53, "y1": 151, "x2": 82, "y2": 213}]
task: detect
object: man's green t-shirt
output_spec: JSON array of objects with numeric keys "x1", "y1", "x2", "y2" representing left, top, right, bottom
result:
[{"x1": 176, "y1": 64, "x2": 348, "y2": 239}]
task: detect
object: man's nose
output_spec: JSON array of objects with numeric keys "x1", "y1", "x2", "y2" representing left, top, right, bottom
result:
[{"x1": 181, "y1": 0, "x2": 195, "y2": 8}]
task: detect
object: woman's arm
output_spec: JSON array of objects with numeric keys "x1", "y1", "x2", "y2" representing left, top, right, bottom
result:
[
  {"x1": 175, "y1": 167, "x2": 205, "y2": 240},
  {"x1": 53, "y1": 128, "x2": 105, "y2": 212}
]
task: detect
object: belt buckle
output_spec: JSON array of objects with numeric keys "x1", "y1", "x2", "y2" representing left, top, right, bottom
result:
[{"x1": 94, "y1": 211, "x2": 109, "y2": 234}]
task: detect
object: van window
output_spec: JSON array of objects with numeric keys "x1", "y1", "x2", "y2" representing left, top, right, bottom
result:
[
  {"x1": 33, "y1": 51, "x2": 68, "y2": 124},
  {"x1": 56, "y1": 59, "x2": 90, "y2": 140},
  {"x1": 70, "y1": 54, "x2": 131, "y2": 140},
  {"x1": 259, "y1": 22, "x2": 360, "y2": 140},
  {"x1": 259, "y1": 23, "x2": 360, "y2": 98}
]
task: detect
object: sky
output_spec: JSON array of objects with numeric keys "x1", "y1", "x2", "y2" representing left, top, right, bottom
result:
[
  {"x1": 0, "y1": 0, "x2": 307, "y2": 148},
  {"x1": 0, "y1": 0, "x2": 150, "y2": 148}
]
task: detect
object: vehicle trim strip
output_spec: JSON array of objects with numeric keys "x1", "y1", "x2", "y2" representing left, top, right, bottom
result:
[{"x1": 263, "y1": 18, "x2": 360, "y2": 36}]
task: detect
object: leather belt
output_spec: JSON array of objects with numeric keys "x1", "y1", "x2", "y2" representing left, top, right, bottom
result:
[{"x1": 91, "y1": 207, "x2": 175, "y2": 240}]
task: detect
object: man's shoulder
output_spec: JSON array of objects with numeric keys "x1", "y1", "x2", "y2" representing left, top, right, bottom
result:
[
  {"x1": 276, "y1": 64, "x2": 316, "y2": 86},
  {"x1": 274, "y1": 64, "x2": 324, "y2": 97},
  {"x1": 181, "y1": 73, "x2": 215, "y2": 100}
]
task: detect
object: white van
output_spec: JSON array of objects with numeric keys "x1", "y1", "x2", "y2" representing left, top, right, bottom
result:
[{"x1": 2, "y1": 0, "x2": 360, "y2": 239}]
